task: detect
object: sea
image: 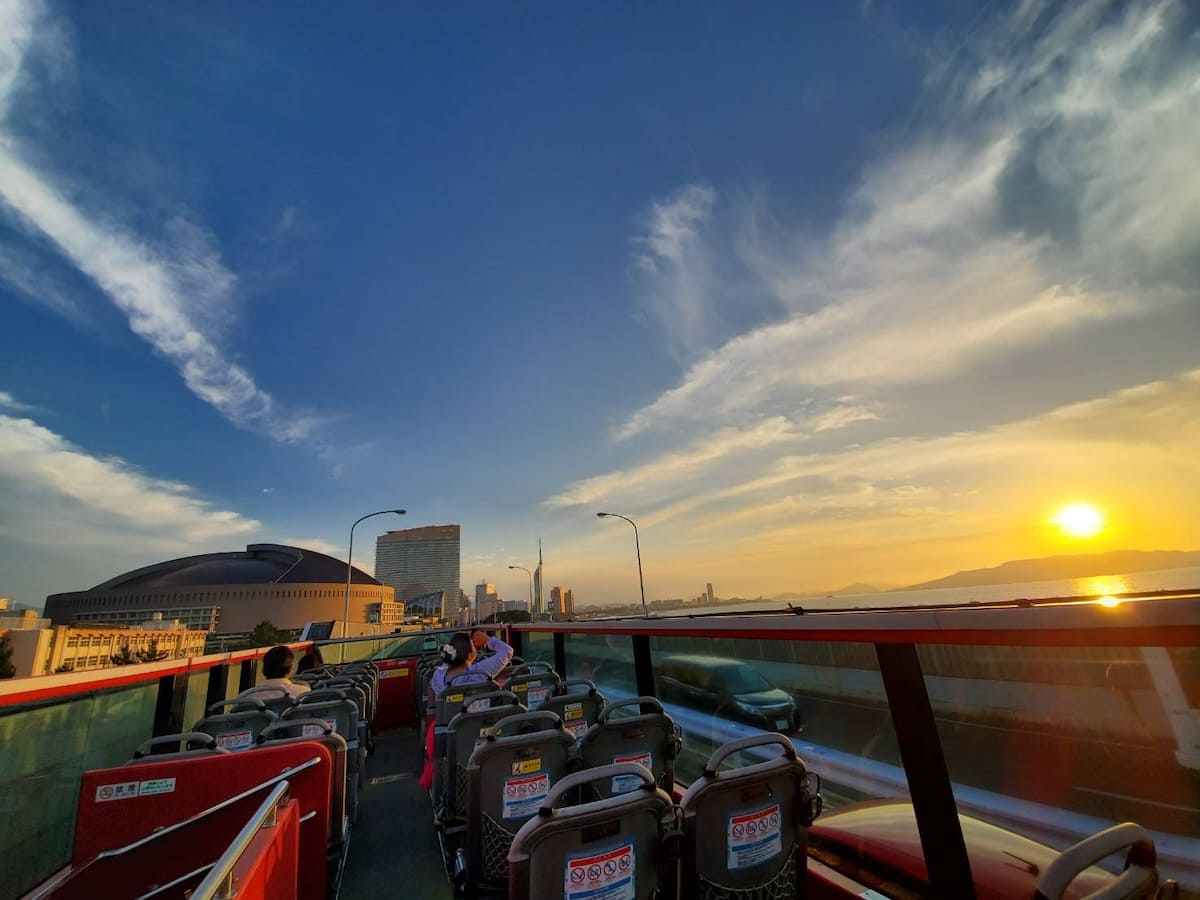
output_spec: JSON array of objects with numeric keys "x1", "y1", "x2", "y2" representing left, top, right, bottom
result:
[{"x1": 681, "y1": 565, "x2": 1200, "y2": 616}]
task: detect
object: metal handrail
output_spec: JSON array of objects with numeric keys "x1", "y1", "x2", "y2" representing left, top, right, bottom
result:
[{"x1": 190, "y1": 781, "x2": 290, "y2": 899}]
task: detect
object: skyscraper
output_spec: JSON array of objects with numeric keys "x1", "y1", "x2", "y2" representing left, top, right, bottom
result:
[
  {"x1": 563, "y1": 588, "x2": 575, "y2": 618},
  {"x1": 532, "y1": 538, "x2": 544, "y2": 617},
  {"x1": 706, "y1": 582, "x2": 715, "y2": 605},
  {"x1": 475, "y1": 581, "x2": 499, "y2": 623},
  {"x1": 375, "y1": 525, "x2": 461, "y2": 621}
]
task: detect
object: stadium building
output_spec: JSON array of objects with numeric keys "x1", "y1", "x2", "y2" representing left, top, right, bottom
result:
[{"x1": 43, "y1": 544, "x2": 396, "y2": 634}]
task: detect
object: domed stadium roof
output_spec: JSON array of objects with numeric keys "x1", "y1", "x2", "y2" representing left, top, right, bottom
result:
[{"x1": 92, "y1": 544, "x2": 379, "y2": 591}]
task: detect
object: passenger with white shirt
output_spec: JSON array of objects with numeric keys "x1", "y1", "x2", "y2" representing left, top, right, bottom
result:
[{"x1": 240, "y1": 645, "x2": 312, "y2": 701}]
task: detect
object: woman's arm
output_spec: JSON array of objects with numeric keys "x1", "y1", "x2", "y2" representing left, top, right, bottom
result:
[{"x1": 469, "y1": 634, "x2": 513, "y2": 678}]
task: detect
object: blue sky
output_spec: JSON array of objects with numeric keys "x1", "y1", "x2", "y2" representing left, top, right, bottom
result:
[{"x1": 2, "y1": 0, "x2": 1199, "y2": 610}]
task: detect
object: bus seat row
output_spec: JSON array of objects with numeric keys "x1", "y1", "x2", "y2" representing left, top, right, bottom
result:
[{"x1": 504, "y1": 732, "x2": 821, "y2": 900}]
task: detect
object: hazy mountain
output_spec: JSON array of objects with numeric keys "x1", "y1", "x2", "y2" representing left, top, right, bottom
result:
[{"x1": 898, "y1": 550, "x2": 1200, "y2": 592}]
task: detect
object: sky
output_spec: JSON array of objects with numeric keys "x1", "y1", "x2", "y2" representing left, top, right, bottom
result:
[{"x1": 1, "y1": 0, "x2": 1198, "y2": 610}]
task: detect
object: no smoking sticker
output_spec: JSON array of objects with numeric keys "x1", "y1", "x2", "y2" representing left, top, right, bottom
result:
[
  {"x1": 565, "y1": 842, "x2": 634, "y2": 900},
  {"x1": 728, "y1": 803, "x2": 782, "y2": 870}
]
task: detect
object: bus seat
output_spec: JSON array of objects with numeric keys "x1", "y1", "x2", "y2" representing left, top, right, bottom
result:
[
  {"x1": 679, "y1": 733, "x2": 822, "y2": 899},
  {"x1": 128, "y1": 732, "x2": 230, "y2": 763},
  {"x1": 194, "y1": 700, "x2": 279, "y2": 751},
  {"x1": 284, "y1": 698, "x2": 361, "y2": 792},
  {"x1": 443, "y1": 692, "x2": 526, "y2": 825},
  {"x1": 507, "y1": 763, "x2": 675, "y2": 900},
  {"x1": 503, "y1": 664, "x2": 563, "y2": 708},
  {"x1": 464, "y1": 724, "x2": 578, "y2": 890},
  {"x1": 235, "y1": 685, "x2": 299, "y2": 716},
  {"x1": 578, "y1": 697, "x2": 682, "y2": 799},
  {"x1": 492, "y1": 710, "x2": 562, "y2": 739},
  {"x1": 536, "y1": 680, "x2": 606, "y2": 742},
  {"x1": 257, "y1": 719, "x2": 353, "y2": 836}
]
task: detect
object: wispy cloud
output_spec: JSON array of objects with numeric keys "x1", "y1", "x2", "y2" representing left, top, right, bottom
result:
[
  {"x1": 0, "y1": 405, "x2": 262, "y2": 546},
  {"x1": 615, "y1": 0, "x2": 1197, "y2": 440},
  {"x1": 0, "y1": 389, "x2": 35, "y2": 413},
  {"x1": 0, "y1": 0, "x2": 321, "y2": 444}
]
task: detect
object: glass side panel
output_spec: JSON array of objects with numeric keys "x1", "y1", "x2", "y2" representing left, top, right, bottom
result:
[
  {"x1": 647, "y1": 637, "x2": 909, "y2": 810},
  {"x1": 563, "y1": 633, "x2": 635, "y2": 689},
  {"x1": 0, "y1": 683, "x2": 156, "y2": 897},
  {"x1": 920, "y1": 642, "x2": 1200, "y2": 892},
  {"x1": 520, "y1": 631, "x2": 554, "y2": 670},
  {"x1": 182, "y1": 669, "x2": 210, "y2": 729}
]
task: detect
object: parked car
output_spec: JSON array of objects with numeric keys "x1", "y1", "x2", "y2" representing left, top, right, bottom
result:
[{"x1": 657, "y1": 654, "x2": 800, "y2": 732}]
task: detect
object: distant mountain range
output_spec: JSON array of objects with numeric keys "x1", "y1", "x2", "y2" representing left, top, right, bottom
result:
[{"x1": 896, "y1": 549, "x2": 1200, "y2": 592}]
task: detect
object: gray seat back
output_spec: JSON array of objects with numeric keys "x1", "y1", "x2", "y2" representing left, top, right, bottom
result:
[
  {"x1": 492, "y1": 711, "x2": 561, "y2": 739},
  {"x1": 193, "y1": 700, "x2": 279, "y2": 751},
  {"x1": 507, "y1": 764, "x2": 675, "y2": 900},
  {"x1": 579, "y1": 697, "x2": 681, "y2": 799},
  {"x1": 284, "y1": 698, "x2": 358, "y2": 746},
  {"x1": 235, "y1": 685, "x2": 298, "y2": 716},
  {"x1": 256, "y1": 720, "x2": 353, "y2": 836},
  {"x1": 503, "y1": 663, "x2": 563, "y2": 709},
  {"x1": 679, "y1": 733, "x2": 821, "y2": 899},
  {"x1": 437, "y1": 675, "x2": 500, "y2": 725},
  {"x1": 128, "y1": 732, "x2": 231, "y2": 764},
  {"x1": 443, "y1": 692, "x2": 526, "y2": 821},
  {"x1": 537, "y1": 681, "x2": 606, "y2": 742},
  {"x1": 466, "y1": 723, "x2": 578, "y2": 884}
]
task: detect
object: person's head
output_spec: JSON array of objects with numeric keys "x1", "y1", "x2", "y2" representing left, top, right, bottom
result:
[
  {"x1": 296, "y1": 651, "x2": 321, "y2": 674},
  {"x1": 439, "y1": 632, "x2": 475, "y2": 668},
  {"x1": 262, "y1": 645, "x2": 295, "y2": 679}
]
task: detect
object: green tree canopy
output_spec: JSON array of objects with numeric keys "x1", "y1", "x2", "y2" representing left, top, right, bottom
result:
[
  {"x1": 248, "y1": 619, "x2": 283, "y2": 648},
  {"x1": 0, "y1": 633, "x2": 15, "y2": 679}
]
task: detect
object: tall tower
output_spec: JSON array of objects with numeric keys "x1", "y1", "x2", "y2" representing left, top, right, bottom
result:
[{"x1": 533, "y1": 538, "x2": 544, "y2": 617}]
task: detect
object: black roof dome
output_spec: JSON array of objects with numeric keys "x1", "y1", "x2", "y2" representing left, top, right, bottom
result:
[{"x1": 92, "y1": 544, "x2": 379, "y2": 591}]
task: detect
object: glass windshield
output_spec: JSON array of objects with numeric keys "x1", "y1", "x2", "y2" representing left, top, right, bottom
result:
[{"x1": 720, "y1": 665, "x2": 773, "y2": 693}]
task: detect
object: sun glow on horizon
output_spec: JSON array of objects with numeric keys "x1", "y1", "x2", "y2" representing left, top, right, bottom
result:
[{"x1": 1051, "y1": 503, "x2": 1105, "y2": 539}]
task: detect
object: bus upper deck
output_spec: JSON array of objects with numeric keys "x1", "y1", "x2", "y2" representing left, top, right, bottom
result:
[{"x1": 1, "y1": 591, "x2": 1197, "y2": 899}]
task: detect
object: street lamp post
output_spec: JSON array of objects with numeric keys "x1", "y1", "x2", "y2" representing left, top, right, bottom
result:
[
  {"x1": 342, "y1": 509, "x2": 406, "y2": 660},
  {"x1": 596, "y1": 512, "x2": 647, "y2": 617},
  {"x1": 508, "y1": 565, "x2": 534, "y2": 616}
]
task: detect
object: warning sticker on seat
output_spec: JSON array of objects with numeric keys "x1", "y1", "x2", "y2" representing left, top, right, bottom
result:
[
  {"x1": 301, "y1": 718, "x2": 337, "y2": 737},
  {"x1": 502, "y1": 772, "x2": 549, "y2": 820},
  {"x1": 727, "y1": 803, "x2": 782, "y2": 870},
  {"x1": 563, "y1": 702, "x2": 584, "y2": 721},
  {"x1": 215, "y1": 730, "x2": 253, "y2": 750},
  {"x1": 467, "y1": 698, "x2": 488, "y2": 713},
  {"x1": 564, "y1": 720, "x2": 588, "y2": 740},
  {"x1": 528, "y1": 685, "x2": 551, "y2": 705},
  {"x1": 96, "y1": 781, "x2": 139, "y2": 802},
  {"x1": 610, "y1": 752, "x2": 652, "y2": 794},
  {"x1": 565, "y1": 842, "x2": 635, "y2": 900}
]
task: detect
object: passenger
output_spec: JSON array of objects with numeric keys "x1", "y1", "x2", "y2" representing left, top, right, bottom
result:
[
  {"x1": 296, "y1": 646, "x2": 324, "y2": 674},
  {"x1": 241, "y1": 645, "x2": 312, "y2": 700},
  {"x1": 419, "y1": 630, "x2": 513, "y2": 790}
]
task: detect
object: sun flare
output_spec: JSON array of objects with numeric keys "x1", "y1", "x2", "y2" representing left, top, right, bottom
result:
[{"x1": 1051, "y1": 503, "x2": 1105, "y2": 539}]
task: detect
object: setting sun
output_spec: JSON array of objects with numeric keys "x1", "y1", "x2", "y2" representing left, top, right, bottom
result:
[{"x1": 1051, "y1": 503, "x2": 1105, "y2": 538}]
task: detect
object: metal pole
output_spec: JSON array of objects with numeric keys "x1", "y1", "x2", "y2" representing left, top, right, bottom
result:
[
  {"x1": 597, "y1": 513, "x2": 648, "y2": 617},
  {"x1": 342, "y1": 509, "x2": 405, "y2": 662},
  {"x1": 509, "y1": 565, "x2": 534, "y2": 618}
]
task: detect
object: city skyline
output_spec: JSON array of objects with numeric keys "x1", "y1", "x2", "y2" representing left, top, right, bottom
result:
[{"x1": 2, "y1": 2, "x2": 1198, "y2": 611}]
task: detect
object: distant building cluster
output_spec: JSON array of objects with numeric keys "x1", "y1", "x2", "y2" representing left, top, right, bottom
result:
[{"x1": 548, "y1": 586, "x2": 575, "y2": 620}]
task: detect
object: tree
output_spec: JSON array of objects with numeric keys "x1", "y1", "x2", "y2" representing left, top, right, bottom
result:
[
  {"x1": 109, "y1": 642, "x2": 140, "y2": 666},
  {"x1": 0, "y1": 633, "x2": 15, "y2": 679},
  {"x1": 482, "y1": 610, "x2": 532, "y2": 624},
  {"x1": 136, "y1": 640, "x2": 169, "y2": 663},
  {"x1": 248, "y1": 620, "x2": 283, "y2": 648}
]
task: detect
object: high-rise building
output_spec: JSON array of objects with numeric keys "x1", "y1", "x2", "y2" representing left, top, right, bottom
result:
[
  {"x1": 549, "y1": 586, "x2": 574, "y2": 620},
  {"x1": 475, "y1": 582, "x2": 499, "y2": 623},
  {"x1": 375, "y1": 525, "x2": 461, "y2": 621},
  {"x1": 706, "y1": 583, "x2": 715, "y2": 605},
  {"x1": 532, "y1": 539, "x2": 544, "y2": 617}
]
